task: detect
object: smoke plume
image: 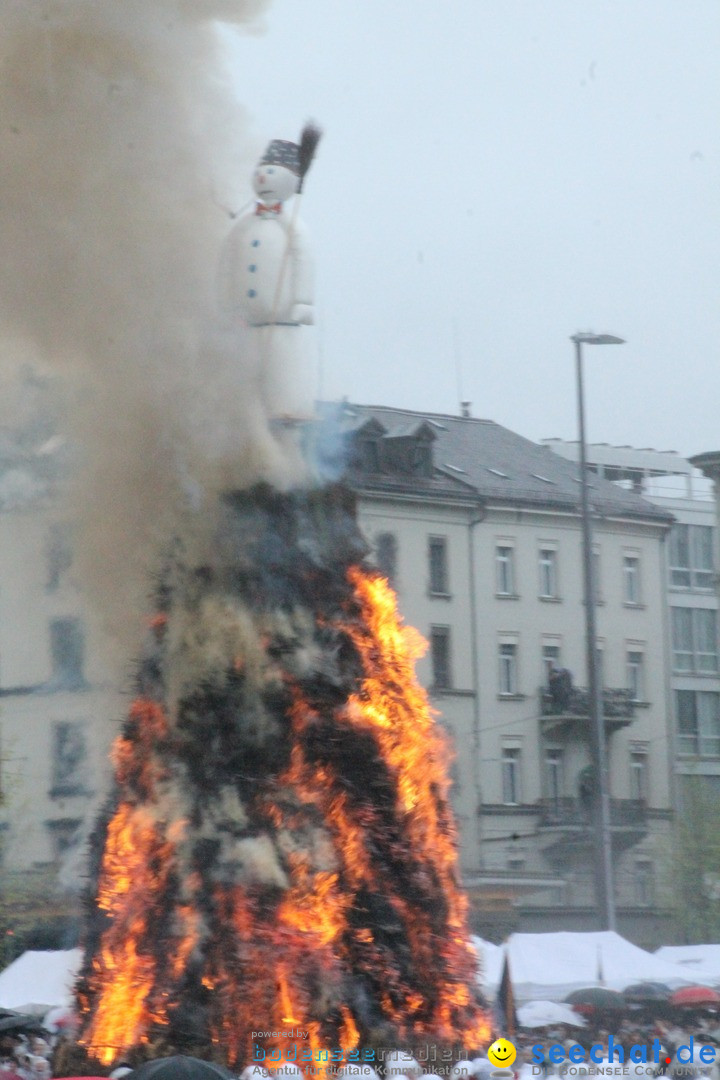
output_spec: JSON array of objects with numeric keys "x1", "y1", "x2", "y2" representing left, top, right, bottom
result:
[{"x1": 0, "y1": 0, "x2": 302, "y2": 660}]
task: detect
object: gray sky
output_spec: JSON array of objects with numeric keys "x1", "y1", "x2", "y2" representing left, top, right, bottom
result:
[{"x1": 229, "y1": 1, "x2": 719, "y2": 457}]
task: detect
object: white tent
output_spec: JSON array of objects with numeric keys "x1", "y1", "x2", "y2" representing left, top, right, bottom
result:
[
  {"x1": 0, "y1": 949, "x2": 82, "y2": 1013},
  {"x1": 655, "y1": 945, "x2": 720, "y2": 986},
  {"x1": 474, "y1": 931, "x2": 714, "y2": 1003},
  {"x1": 517, "y1": 1000, "x2": 586, "y2": 1028}
]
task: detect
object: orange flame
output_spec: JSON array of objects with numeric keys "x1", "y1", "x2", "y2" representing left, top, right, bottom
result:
[{"x1": 78, "y1": 567, "x2": 487, "y2": 1066}]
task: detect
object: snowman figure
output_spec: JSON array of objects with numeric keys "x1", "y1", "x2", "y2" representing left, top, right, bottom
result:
[{"x1": 218, "y1": 131, "x2": 319, "y2": 420}]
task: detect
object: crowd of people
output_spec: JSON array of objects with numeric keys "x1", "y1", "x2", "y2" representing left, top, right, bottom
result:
[
  {"x1": 0, "y1": 1034, "x2": 53, "y2": 1080},
  {"x1": 0, "y1": 1014, "x2": 719, "y2": 1080},
  {"x1": 506, "y1": 1016, "x2": 720, "y2": 1080}
]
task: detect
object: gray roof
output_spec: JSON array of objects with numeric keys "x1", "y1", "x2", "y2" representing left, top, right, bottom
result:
[{"x1": 337, "y1": 403, "x2": 674, "y2": 525}]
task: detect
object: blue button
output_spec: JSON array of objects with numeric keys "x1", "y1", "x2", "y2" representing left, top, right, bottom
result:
[
  {"x1": 251, "y1": 239, "x2": 260, "y2": 247},
  {"x1": 247, "y1": 289, "x2": 256, "y2": 297},
  {"x1": 249, "y1": 264, "x2": 257, "y2": 272}
]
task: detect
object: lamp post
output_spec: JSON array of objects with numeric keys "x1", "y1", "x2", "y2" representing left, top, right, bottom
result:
[{"x1": 571, "y1": 331, "x2": 625, "y2": 931}]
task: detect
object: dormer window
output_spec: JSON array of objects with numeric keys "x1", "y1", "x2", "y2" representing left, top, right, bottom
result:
[
  {"x1": 346, "y1": 417, "x2": 386, "y2": 473},
  {"x1": 380, "y1": 421, "x2": 436, "y2": 478},
  {"x1": 360, "y1": 437, "x2": 380, "y2": 472},
  {"x1": 412, "y1": 441, "x2": 433, "y2": 478}
]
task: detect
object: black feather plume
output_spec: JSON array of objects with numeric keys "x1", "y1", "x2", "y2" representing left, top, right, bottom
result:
[{"x1": 297, "y1": 121, "x2": 322, "y2": 191}]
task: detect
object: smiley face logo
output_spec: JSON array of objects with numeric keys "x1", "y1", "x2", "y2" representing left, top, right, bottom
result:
[{"x1": 488, "y1": 1039, "x2": 516, "y2": 1068}]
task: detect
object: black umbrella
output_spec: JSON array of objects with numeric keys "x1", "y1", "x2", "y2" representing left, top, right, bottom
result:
[
  {"x1": 0, "y1": 1014, "x2": 46, "y2": 1034},
  {"x1": 128, "y1": 1057, "x2": 236, "y2": 1080},
  {"x1": 623, "y1": 982, "x2": 672, "y2": 1003},
  {"x1": 565, "y1": 987, "x2": 626, "y2": 1013}
]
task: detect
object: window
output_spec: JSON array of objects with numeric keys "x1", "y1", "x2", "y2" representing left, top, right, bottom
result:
[
  {"x1": 50, "y1": 721, "x2": 89, "y2": 797},
  {"x1": 627, "y1": 650, "x2": 645, "y2": 701},
  {"x1": 669, "y1": 524, "x2": 715, "y2": 590},
  {"x1": 498, "y1": 642, "x2": 518, "y2": 695},
  {"x1": 539, "y1": 548, "x2": 558, "y2": 598},
  {"x1": 411, "y1": 440, "x2": 433, "y2": 478},
  {"x1": 358, "y1": 436, "x2": 380, "y2": 472},
  {"x1": 630, "y1": 750, "x2": 648, "y2": 801},
  {"x1": 672, "y1": 607, "x2": 693, "y2": 671},
  {"x1": 695, "y1": 609, "x2": 719, "y2": 672},
  {"x1": 696, "y1": 609, "x2": 719, "y2": 671},
  {"x1": 545, "y1": 750, "x2": 564, "y2": 805},
  {"x1": 670, "y1": 524, "x2": 691, "y2": 588},
  {"x1": 46, "y1": 818, "x2": 82, "y2": 863},
  {"x1": 49, "y1": 618, "x2": 86, "y2": 689},
  {"x1": 430, "y1": 625, "x2": 451, "y2": 689},
  {"x1": 428, "y1": 536, "x2": 449, "y2": 594},
  {"x1": 375, "y1": 532, "x2": 397, "y2": 584},
  {"x1": 507, "y1": 857, "x2": 526, "y2": 873},
  {"x1": 694, "y1": 526, "x2": 715, "y2": 588},
  {"x1": 676, "y1": 690, "x2": 720, "y2": 756},
  {"x1": 623, "y1": 555, "x2": 641, "y2": 604},
  {"x1": 635, "y1": 861, "x2": 654, "y2": 906},
  {"x1": 502, "y1": 747, "x2": 522, "y2": 805},
  {"x1": 672, "y1": 607, "x2": 718, "y2": 673},
  {"x1": 496, "y1": 545, "x2": 515, "y2": 595},
  {"x1": 542, "y1": 642, "x2": 561, "y2": 680},
  {"x1": 46, "y1": 523, "x2": 73, "y2": 592}
]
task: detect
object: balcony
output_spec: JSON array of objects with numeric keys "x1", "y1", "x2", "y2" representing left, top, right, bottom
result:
[
  {"x1": 539, "y1": 685, "x2": 637, "y2": 737},
  {"x1": 537, "y1": 796, "x2": 647, "y2": 859}
]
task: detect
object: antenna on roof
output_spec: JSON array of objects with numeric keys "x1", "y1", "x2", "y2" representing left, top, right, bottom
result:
[
  {"x1": 461, "y1": 401, "x2": 472, "y2": 418},
  {"x1": 453, "y1": 317, "x2": 466, "y2": 416}
]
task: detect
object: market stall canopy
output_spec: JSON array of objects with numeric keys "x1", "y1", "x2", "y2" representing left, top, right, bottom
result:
[
  {"x1": 0, "y1": 949, "x2": 82, "y2": 1013},
  {"x1": 656, "y1": 946, "x2": 720, "y2": 986},
  {"x1": 474, "y1": 932, "x2": 713, "y2": 1002},
  {"x1": 517, "y1": 1000, "x2": 586, "y2": 1028}
]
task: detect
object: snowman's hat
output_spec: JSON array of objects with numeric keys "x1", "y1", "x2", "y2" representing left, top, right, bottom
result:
[{"x1": 258, "y1": 139, "x2": 300, "y2": 175}]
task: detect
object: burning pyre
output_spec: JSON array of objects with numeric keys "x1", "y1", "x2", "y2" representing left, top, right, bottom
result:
[{"x1": 76, "y1": 483, "x2": 487, "y2": 1069}]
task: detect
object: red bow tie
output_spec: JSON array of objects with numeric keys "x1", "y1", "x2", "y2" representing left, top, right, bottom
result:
[{"x1": 255, "y1": 201, "x2": 282, "y2": 216}]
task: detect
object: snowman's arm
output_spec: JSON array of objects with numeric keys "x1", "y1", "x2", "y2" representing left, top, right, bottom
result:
[{"x1": 287, "y1": 219, "x2": 314, "y2": 323}]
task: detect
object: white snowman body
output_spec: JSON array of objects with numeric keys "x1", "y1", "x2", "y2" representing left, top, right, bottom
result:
[{"x1": 218, "y1": 158, "x2": 315, "y2": 418}]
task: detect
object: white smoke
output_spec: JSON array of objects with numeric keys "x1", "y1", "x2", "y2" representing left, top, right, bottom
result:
[{"x1": 0, "y1": 0, "x2": 311, "y2": 660}]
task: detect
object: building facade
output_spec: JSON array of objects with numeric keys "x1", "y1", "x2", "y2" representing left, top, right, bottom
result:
[
  {"x1": 545, "y1": 440, "x2": 720, "y2": 809},
  {"x1": 0, "y1": 378, "x2": 122, "y2": 940},
  {"x1": 336, "y1": 404, "x2": 676, "y2": 944},
  {"x1": 0, "y1": 390, "x2": 679, "y2": 948}
]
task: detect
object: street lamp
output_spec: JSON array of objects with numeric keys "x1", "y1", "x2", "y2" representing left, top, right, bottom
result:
[{"x1": 571, "y1": 331, "x2": 625, "y2": 931}]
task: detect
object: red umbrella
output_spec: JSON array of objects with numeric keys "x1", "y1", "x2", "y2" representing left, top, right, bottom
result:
[{"x1": 670, "y1": 986, "x2": 720, "y2": 1007}]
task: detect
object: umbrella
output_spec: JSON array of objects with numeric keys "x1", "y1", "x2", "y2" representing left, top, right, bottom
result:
[
  {"x1": 565, "y1": 987, "x2": 625, "y2": 1013},
  {"x1": 0, "y1": 1014, "x2": 46, "y2": 1034},
  {"x1": 670, "y1": 986, "x2": 720, "y2": 1008},
  {"x1": 518, "y1": 1000, "x2": 586, "y2": 1028},
  {"x1": 128, "y1": 1057, "x2": 236, "y2": 1080},
  {"x1": 623, "y1": 982, "x2": 672, "y2": 1003}
]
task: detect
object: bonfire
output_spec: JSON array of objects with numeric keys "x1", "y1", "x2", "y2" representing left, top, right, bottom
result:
[{"x1": 75, "y1": 483, "x2": 487, "y2": 1069}]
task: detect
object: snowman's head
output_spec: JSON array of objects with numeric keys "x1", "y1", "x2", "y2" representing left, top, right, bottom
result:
[
  {"x1": 252, "y1": 162, "x2": 298, "y2": 205},
  {"x1": 253, "y1": 138, "x2": 301, "y2": 205}
]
